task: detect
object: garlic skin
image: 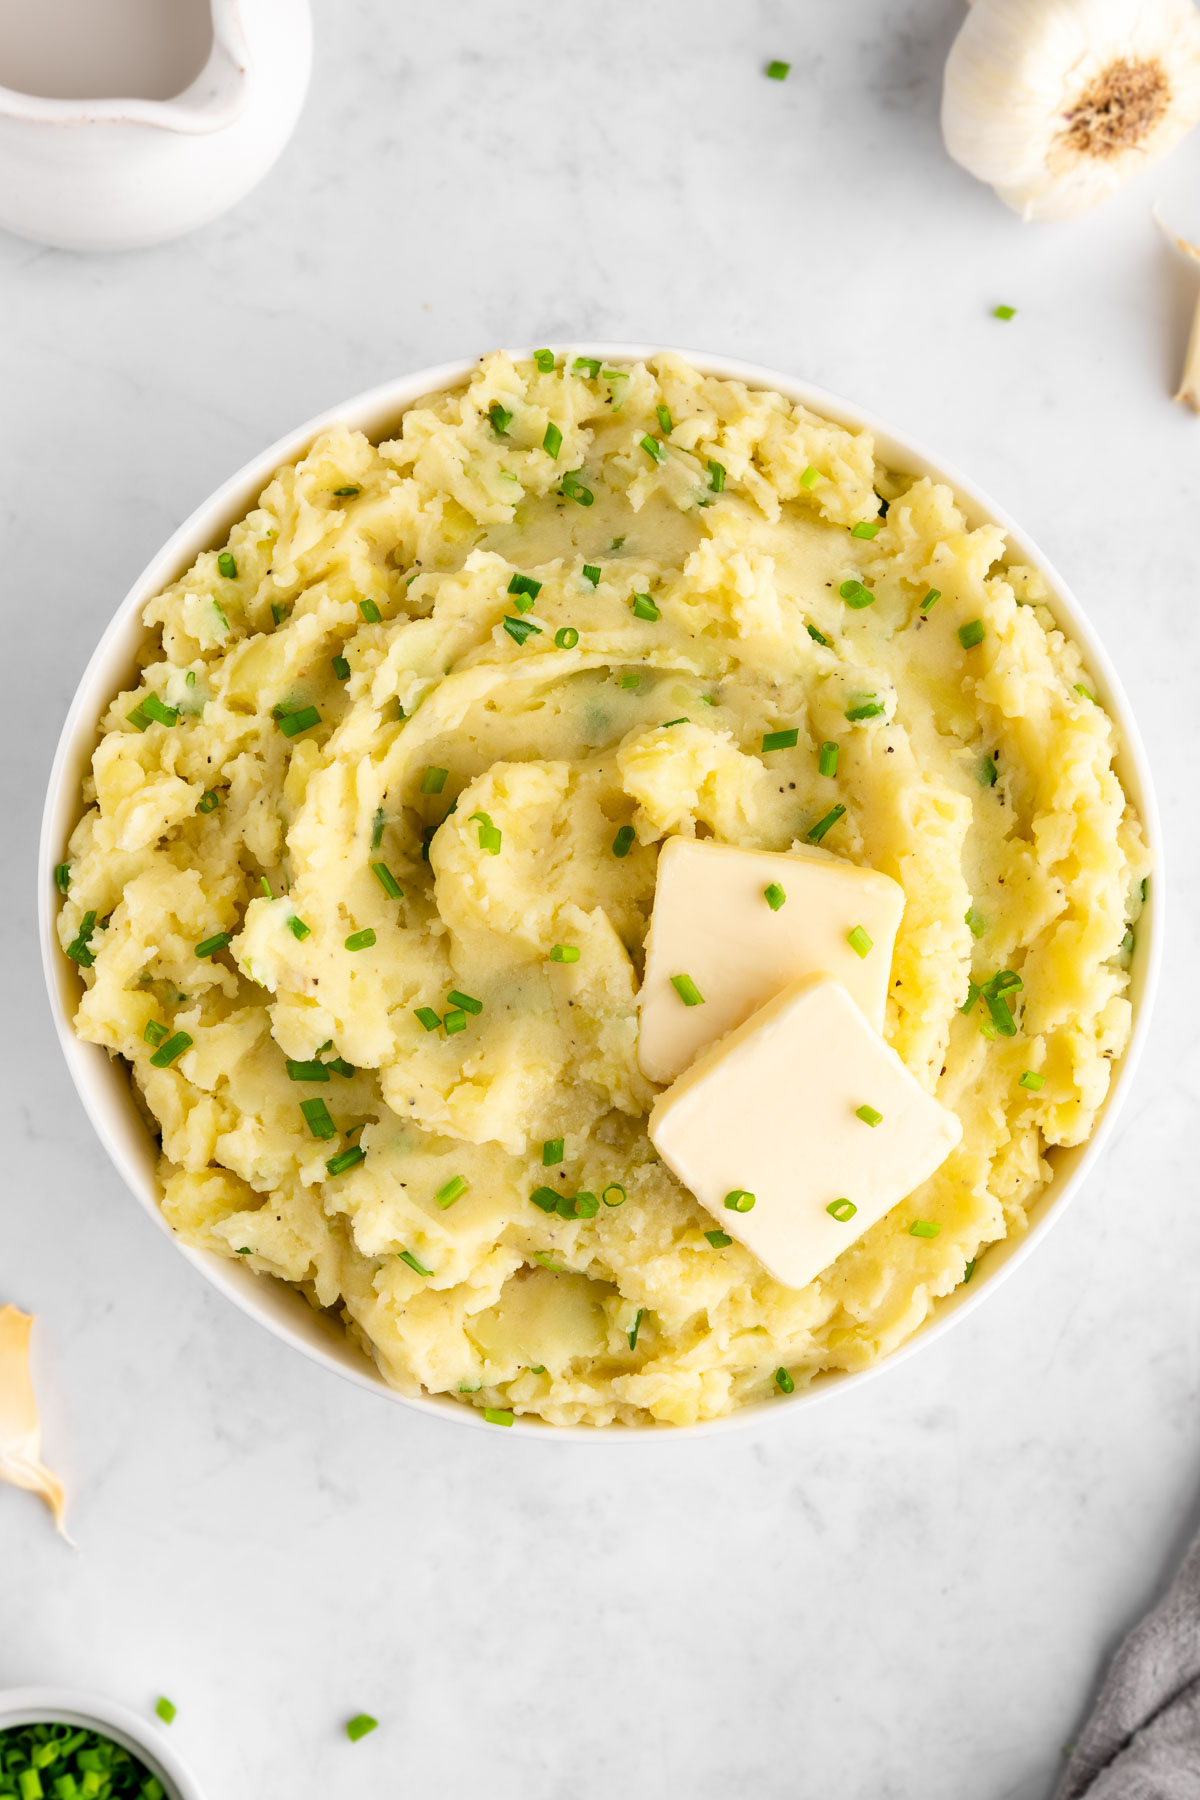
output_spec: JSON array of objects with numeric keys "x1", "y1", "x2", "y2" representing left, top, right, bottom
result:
[
  {"x1": 943, "y1": 0, "x2": 1200, "y2": 221},
  {"x1": 0, "y1": 1305, "x2": 71, "y2": 1540}
]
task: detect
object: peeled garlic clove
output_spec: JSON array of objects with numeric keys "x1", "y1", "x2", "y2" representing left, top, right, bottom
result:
[
  {"x1": 943, "y1": 0, "x2": 1200, "y2": 222},
  {"x1": 0, "y1": 1304, "x2": 71, "y2": 1540},
  {"x1": 1155, "y1": 211, "x2": 1200, "y2": 410}
]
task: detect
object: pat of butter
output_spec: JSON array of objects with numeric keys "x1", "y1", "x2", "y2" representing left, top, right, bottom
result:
[
  {"x1": 638, "y1": 836, "x2": 905, "y2": 1084},
  {"x1": 649, "y1": 976, "x2": 962, "y2": 1290}
]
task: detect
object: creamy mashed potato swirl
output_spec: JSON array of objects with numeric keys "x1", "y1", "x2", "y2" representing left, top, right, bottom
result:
[{"x1": 58, "y1": 352, "x2": 1149, "y2": 1426}]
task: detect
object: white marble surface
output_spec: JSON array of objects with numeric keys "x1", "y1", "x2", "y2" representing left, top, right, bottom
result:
[{"x1": 3, "y1": 3, "x2": 1200, "y2": 1795}]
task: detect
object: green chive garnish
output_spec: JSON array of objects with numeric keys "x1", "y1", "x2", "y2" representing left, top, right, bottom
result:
[
  {"x1": 542, "y1": 1137, "x2": 564, "y2": 1165},
  {"x1": 54, "y1": 862, "x2": 71, "y2": 894},
  {"x1": 194, "y1": 932, "x2": 232, "y2": 959},
  {"x1": 909, "y1": 1220, "x2": 941, "y2": 1238},
  {"x1": 818, "y1": 741, "x2": 839, "y2": 777},
  {"x1": 618, "y1": 673, "x2": 641, "y2": 689},
  {"x1": 443, "y1": 1008, "x2": 467, "y2": 1035},
  {"x1": 572, "y1": 356, "x2": 601, "y2": 378},
  {"x1": 198, "y1": 788, "x2": 220, "y2": 813},
  {"x1": 612, "y1": 825, "x2": 636, "y2": 857},
  {"x1": 764, "y1": 882, "x2": 786, "y2": 911},
  {"x1": 627, "y1": 1307, "x2": 644, "y2": 1350},
  {"x1": 993, "y1": 304, "x2": 1016, "y2": 320},
  {"x1": 660, "y1": 717, "x2": 689, "y2": 728},
  {"x1": 144, "y1": 1020, "x2": 167, "y2": 1046},
  {"x1": 358, "y1": 598, "x2": 382, "y2": 624},
  {"x1": 705, "y1": 1229, "x2": 733, "y2": 1248},
  {"x1": 156, "y1": 1697, "x2": 177, "y2": 1724},
  {"x1": 631, "y1": 593, "x2": 660, "y2": 621},
  {"x1": 958, "y1": 619, "x2": 985, "y2": 649},
  {"x1": 400, "y1": 1247, "x2": 434, "y2": 1276},
  {"x1": 847, "y1": 926, "x2": 873, "y2": 959},
  {"x1": 150, "y1": 1031, "x2": 192, "y2": 1068},
  {"x1": 855, "y1": 1104, "x2": 883, "y2": 1127},
  {"x1": 301, "y1": 1097, "x2": 337, "y2": 1140},
  {"x1": 639, "y1": 435, "x2": 667, "y2": 463},
  {"x1": 421, "y1": 766, "x2": 448, "y2": 794},
  {"x1": 707, "y1": 459, "x2": 726, "y2": 492},
  {"x1": 762, "y1": 728, "x2": 799, "y2": 752},
  {"x1": 286, "y1": 914, "x2": 309, "y2": 949},
  {"x1": 370, "y1": 808, "x2": 386, "y2": 849},
  {"x1": 1019, "y1": 1070, "x2": 1044, "y2": 1090},
  {"x1": 530, "y1": 1186, "x2": 560, "y2": 1212},
  {"x1": 655, "y1": 404, "x2": 673, "y2": 436},
  {"x1": 470, "y1": 809, "x2": 502, "y2": 854},
  {"x1": 985, "y1": 990, "x2": 1017, "y2": 1036},
  {"x1": 345, "y1": 928, "x2": 376, "y2": 951},
  {"x1": 286, "y1": 1058, "x2": 330, "y2": 1082},
  {"x1": 979, "y1": 754, "x2": 998, "y2": 787},
  {"x1": 503, "y1": 615, "x2": 542, "y2": 645},
  {"x1": 217, "y1": 551, "x2": 237, "y2": 579},
  {"x1": 543, "y1": 422, "x2": 563, "y2": 458},
  {"x1": 1074, "y1": 683, "x2": 1096, "y2": 703},
  {"x1": 533, "y1": 348, "x2": 555, "y2": 372},
  {"x1": 799, "y1": 466, "x2": 821, "y2": 489},
  {"x1": 582, "y1": 564, "x2": 601, "y2": 585},
  {"x1": 414, "y1": 1007, "x2": 441, "y2": 1032},
  {"x1": 327, "y1": 1145, "x2": 366, "y2": 1175},
  {"x1": 436, "y1": 1175, "x2": 467, "y2": 1208},
  {"x1": 261, "y1": 876, "x2": 273, "y2": 898},
  {"x1": 845, "y1": 700, "x2": 885, "y2": 721},
  {"x1": 371, "y1": 862, "x2": 403, "y2": 899},
  {"x1": 141, "y1": 693, "x2": 178, "y2": 727},
  {"x1": 851, "y1": 520, "x2": 880, "y2": 540},
  {"x1": 334, "y1": 485, "x2": 361, "y2": 497},
  {"x1": 508, "y1": 573, "x2": 542, "y2": 605},
  {"x1": 277, "y1": 705, "x2": 321, "y2": 738},
  {"x1": 550, "y1": 944, "x2": 580, "y2": 963},
  {"x1": 807, "y1": 623, "x2": 829, "y2": 646},
  {"x1": 561, "y1": 470, "x2": 594, "y2": 506},
  {"x1": 65, "y1": 909, "x2": 96, "y2": 967},
  {"x1": 332, "y1": 655, "x2": 351, "y2": 680},
  {"x1": 827, "y1": 1198, "x2": 857, "y2": 1221},
  {"x1": 839, "y1": 579, "x2": 874, "y2": 609},
  {"x1": 963, "y1": 1257, "x2": 977, "y2": 1282},
  {"x1": 270, "y1": 602, "x2": 287, "y2": 626},
  {"x1": 602, "y1": 1183, "x2": 626, "y2": 1207},
  {"x1": 724, "y1": 1189, "x2": 755, "y2": 1212},
  {"x1": 766, "y1": 60, "x2": 790, "y2": 80},
  {"x1": 920, "y1": 588, "x2": 941, "y2": 614},
  {"x1": 670, "y1": 973, "x2": 705, "y2": 1007},
  {"x1": 488, "y1": 401, "x2": 512, "y2": 436},
  {"x1": 346, "y1": 1714, "x2": 378, "y2": 1742},
  {"x1": 555, "y1": 627, "x2": 580, "y2": 649},
  {"x1": 447, "y1": 989, "x2": 482, "y2": 1014},
  {"x1": 484, "y1": 1408, "x2": 514, "y2": 1426},
  {"x1": 573, "y1": 1191, "x2": 600, "y2": 1218},
  {"x1": 807, "y1": 803, "x2": 846, "y2": 843},
  {"x1": 774, "y1": 1366, "x2": 795, "y2": 1393}
]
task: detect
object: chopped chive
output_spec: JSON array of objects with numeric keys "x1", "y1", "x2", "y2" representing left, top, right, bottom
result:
[
  {"x1": 194, "y1": 932, "x2": 232, "y2": 959},
  {"x1": 484, "y1": 1408, "x2": 514, "y2": 1426},
  {"x1": 530, "y1": 1186, "x2": 560, "y2": 1212},
  {"x1": 774, "y1": 1366, "x2": 795, "y2": 1393},
  {"x1": 799, "y1": 465, "x2": 821, "y2": 489},
  {"x1": 959, "y1": 980, "x2": 981, "y2": 1016},
  {"x1": 807, "y1": 802, "x2": 846, "y2": 843},
  {"x1": 198, "y1": 788, "x2": 221, "y2": 812},
  {"x1": 508, "y1": 573, "x2": 543, "y2": 604},
  {"x1": 762, "y1": 728, "x2": 799, "y2": 753},
  {"x1": 150, "y1": 1031, "x2": 192, "y2": 1069},
  {"x1": 724, "y1": 1189, "x2": 755, "y2": 1213},
  {"x1": 550, "y1": 944, "x2": 580, "y2": 963},
  {"x1": 920, "y1": 588, "x2": 941, "y2": 614},
  {"x1": 542, "y1": 422, "x2": 563, "y2": 458},
  {"x1": 618, "y1": 672, "x2": 641, "y2": 689},
  {"x1": 447, "y1": 989, "x2": 482, "y2": 1014},
  {"x1": 965, "y1": 907, "x2": 987, "y2": 940},
  {"x1": 612, "y1": 825, "x2": 636, "y2": 857},
  {"x1": 555, "y1": 1190, "x2": 576, "y2": 1220},
  {"x1": 602, "y1": 1183, "x2": 626, "y2": 1207},
  {"x1": 370, "y1": 808, "x2": 386, "y2": 849},
  {"x1": 1019, "y1": 1070, "x2": 1044, "y2": 1091},
  {"x1": 572, "y1": 356, "x2": 601, "y2": 378},
  {"x1": 371, "y1": 861, "x2": 403, "y2": 899},
  {"x1": 217, "y1": 551, "x2": 237, "y2": 579},
  {"x1": 65, "y1": 910, "x2": 97, "y2": 967},
  {"x1": 818, "y1": 740, "x2": 839, "y2": 777},
  {"x1": 985, "y1": 990, "x2": 1017, "y2": 1036},
  {"x1": 534, "y1": 348, "x2": 555, "y2": 371},
  {"x1": 958, "y1": 619, "x2": 985, "y2": 649},
  {"x1": 443, "y1": 1007, "x2": 467, "y2": 1035},
  {"x1": 334, "y1": 484, "x2": 361, "y2": 497},
  {"x1": 652, "y1": 405, "x2": 672, "y2": 439},
  {"x1": 436, "y1": 1175, "x2": 467, "y2": 1208},
  {"x1": 1120, "y1": 926, "x2": 1135, "y2": 953},
  {"x1": 766, "y1": 60, "x2": 790, "y2": 80},
  {"x1": 845, "y1": 700, "x2": 885, "y2": 721},
  {"x1": 286, "y1": 1058, "x2": 330, "y2": 1082},
  {"x1": 707, "y1": 458, "x2": 726, "y2": 492},
  {"x1": 705, "y1": 1229, "x2": 733, "y2": 1248},
  {"x1": 827, "y1": 1198, "x2": 857, "y2": 1221},
  {"x1": 555, "y1": 626, "x2": 580, "y2": 649},
  {"x1": 327, "y1": 1145, "x2": 366, "y2": 1176},
  {"x1": 261, "y1": 876, "x2": 274, "y2": 897},
  {"x1": 211, "y1": 598, "x2": 229, "y2": 632},
  {"x1": 764, "y1": 882, "x2": 787, "y2": 911},
  {"x1": 300, "y1": 1097, "x2": 337, "y2": 1140},
  {"x1": 142, "y1": 693, "x2": 179, "y2": 727},
  {"x1": 963, "y1": 1257, "x2": 978, "y2": 1282},
  {"x1": 979, "y1": 754, "x2": 998, "y2": 787},
  {"x1": 271, "y1": 602, "x2": 287, "y2": 625},
  {"x1": 839, "y1": 579, "x2": 874, "y2": 609},
  {"x1": 631, "y1": 593, "x2": 660, "y2": 621},
  {"x1": 909, "y1": 1219, "x2": 941, "y2": 1238},
  {"x1": 277, "y1": 705, "x2": 321, "y2": 738},
  {"x1": 855, "y1": 1104, "x2": 883, "y2": 1127},
  {"x1": 345, "y1": 928, "x2": 376, "y2": 951},
  {"x1": 639, "y1": 434, "x2": 667, "y2": 464},
  {"x1": 414, "y1": 1006, "x2": 441, "y2": 1032},
  {"x1": 488, "y1": 401, "x2": 512, "y2": 436},
  {"x1": 542, "y1": 1137, "x2": 564, "y2": 1165},
  {"x1": 327, "y1": 1057, "x2": 355, "y2": 1078},
  {"x1": 573, "y1": 1191, "x2": 599, "y2": 1218},
  {"x1": 54, "y1": 862, "x2": 71, "y2": 893},
  {"x1": 346, "y1": 1714, "x2": 377, "y2": 1742},
  {"x1": 332, "y1": 655, "x2": 351, "y2": 680},
  {"x1": 847, "y1": 925, "x2": 873, "y2": 959},
  {"x1": 503, "y1": 615, "x2": 542, "y2": 645},
  {"x1": 561, "y1": 470, "x2": 594, "y2": 506},
  {"x1": 992, "y1": 304, "x2": 1017, "y2": 320},
  {"x1": 670, "y1": 973, "x2": 705, "y2": 1007},
  {"x1": 470, "y1": 809, "x2": 502, "y2": 854},
  {"x1": 628, "y1": 1307, "x2": 645, "y2": 1350},
  {"x1": 806, "y1": 623, "x2": 829, "y2": 646},
  {"x1": 126, "y1": 703, "x2": 149, "y2": 734},
  {"x1": 143, "y1": 1020, "x2": 167, "y2": 1046},
  {"x1": 155, "y1": 1697, "x2": 176, "y2": 1724},
  {"x1": 582, "y1": 563, "x2": 601, "y2": 586},
  {"x1": 851, "y1": 520, "x2": 880, "y2": 540},
  {"x1": 358, "y1": 598, "x2": 382, "y2": 624},
  {"x1": 660, "y1": 717, "x2": 689, "y2": 728},
  {"x1": 421, "y1": 766, "x2": 448, "y2": 795}
]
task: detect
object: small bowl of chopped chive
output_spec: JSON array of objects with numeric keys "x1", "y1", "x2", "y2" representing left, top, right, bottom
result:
[{"x1": 0, "y1": 1690, "x2": 206, "y2": 1800}]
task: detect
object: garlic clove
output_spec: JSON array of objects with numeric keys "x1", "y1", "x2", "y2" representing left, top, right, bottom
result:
[
  {"x1": 0, "y1": 1304, "x2": 71, "y2": 1540},
  {"x1": 1155, "y1": 210, "x2": 1200, "y2": 410},
  {"x1": 943, "y1": 0, "x2": 1200, "y2": 222}
]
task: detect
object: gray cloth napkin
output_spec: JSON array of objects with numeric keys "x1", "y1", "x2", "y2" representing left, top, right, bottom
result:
[{"x1": 1056, "y1": 1531, "x2": 1200, "y2": 1799}]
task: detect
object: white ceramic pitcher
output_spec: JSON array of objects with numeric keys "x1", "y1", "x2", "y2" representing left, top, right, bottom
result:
[{"x1": 0, "y1": 0, "x2": 311, "y2": 251}]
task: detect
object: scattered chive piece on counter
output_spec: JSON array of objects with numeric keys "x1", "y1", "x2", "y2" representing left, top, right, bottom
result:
[
  {"x1": 670, "y1": 973, "x2": 705, "y2": 1007},
  {"x1": 443, "y1": 1008, "x2": 467, "y2": 1035},
  {"x1": 488, "y1": 402, "x2": 512, "y2": 436},
  {"x1": 799, "y1": 465, "x2": 821, "y2": 489},
  {"x1": 993, "y1": 304, "x2": 1017, "y2": 320},
  {"x1": 286, "y1": 1058, "x2": 329, "y2": 1081},
  {"x1": 550, "y1": 944, "x2": 580, "y2": 963},
  {"x1": 707, "y1": 458, "x2": 726, "y2": 492},
  {"x1": 530, "y1": 1186, "x2": 559, "y2": 1212},
  {"x1": 561, "y1": 470, "x2": 593, "y2": 505},
  {"x1": 572, "y1": 356, "x2": 601, "y2": 378},
  {"x1": 839, "y1": 579, "x2": 874, "y2": 608},
  {"x1": 963, "y1": 1257, "x2": 978, "y2": 1282},
  {"x1": 301, "y1": 1098, "x2": 337, "y2": 1140},
  {"x1": 639, "y1": 434, "x2": 667, "y2": 463},
  {"x1": 807, "y1": 803, "x2": 846, "y2": 843},
  {"x1": 656, "y1": 404, "x2": 674, "y2": 435},
  {"x1": 345, "y1": 1714, "x2": 378, "y2": 1743},
  {"x1": 470, "y1": 810, "x2": 502, "y2": 854},
  {"x1": 194, "y1": 932, "x2": 232, "y2": 959},
  {"x1": 484, "y1": 1408, "x2": 514, "y2": 1426},
  {"x1": 762, "y1": 728, "x2": 799, "y2": 752},
  {"x1": 909, "y1": 1220, "x2": 941, "y2": 1238},
  {"x1": 276, "y1": 705, "x2": 321, "y2": 738},
  {"x1": 399, "y1": 1249, "x2": 432, "y2": 1276},
  {"x1": 766, "y1": 59, "x2": 790, "y2": 79},
  {"x1": 358, "y1": 598, "x2": 382, "y2": 624},
  {"x1": 507, "y1": 572, "x2": 542, "y2": 604},
  {"x1": 503, "y1": 616, "x2": 542, "y2": 645},
  {"x1": 534, "y1": 348, "x2": 555, "y2": 371},
  {"x1": 371, "y1": 862, "x2": 403, "y2": 899},
  {"x1": 628, "y1": 1307, "x2": 645, "y2": 1350},
  {"x1": 198, "y1": 788, "x2": 220, "y2": 812},
  {"x1": 847, "y1": 925, "x2": 873, "y2": 959},
  {"x1": 807, "y1": 623, "x2": 829, "y2": 646},
  {"x1": 631, "y1": 593, "x2": 660, "y2": 621},
  {"x1": 447, "y1": 989, "x2": 483, "y2": 1014},
  {"x1": 555, "y1": 627, "x2": 580, "y2": 649},
  {"x1": 542, "y1": 1137, "x2": 564, "y2": 1165},
  {"x1": 775, "y1": 1366, "x2": 795, "y2": 1393},
  {"x1": 851, "y1": 520, "x2": 880, "y2": 539},
  {"x1": 827, "y1": 1198, "x2": 857, "y2": 1221},
  {"x1": 217, "y1": 551, "x2": 237, "y2": 579},
  {"x1": 724, "y1": 1189, "x2": 756, "y2": 1213},
  {"x1": 150, "y1": 1032, "x2": 192, "y2": 1069},
  {"x1": 965, "y1": 907, "x2": 987, "y2": 939},
  {"x1": 421, "y1": 766, "x2": 448, "y2": 795},
  {"x1": 855, "y1": 1104, "x2": 883, "y2": 1127},
  {"x1": 436, "y1": 1175, "x2": 467, "y2": 1208},
  {"x1": 705, "y1": 1229, "x2": 733, "y2": 1248},
  {"x1": 958, "y1": 619, "x2": 985, "y2": 649},
  {"x1": 542, "y1": 422, "x2": 563, "y2": 458},
  {"x1": 345, "y1": 929, "x2": 376, "y2": 951},
  {"x1": 1019, "y1": 1070, "x2": 1045, "y2": 1091},
  {"x1": 612, "y1": 825, "x2": 636, "y2": 857},
  {"x1": 326, "y1": 1145, "x2": 366, "y2": 1176},
  {"x1": 920, "y1": 588, "x2": 941, "y2": 614},
  {"x1": 155, "y1": 1697, "x2": 177, "y2": 1724},
  {"x1": 332, "y1": 654, "x2": 351, "y2": 680},
  {"x1": 818, "y1": 740, "x2": 839, "y2": 777},
  {"x1": 845, "y1": 699, "x2": 885, "y2": 721},
  {"x1": 602, "y1": 1183, "x2": 626, "y2": 1207},
  {"x1": 764, "y1": 882, "x2": 787, "y2": 911},
  {"x1": 582, "y1": 564, "x2": 601, "y2": 586},
  {"x1": 144, "y1": 1020, "x2": 167, "y2": 1046}
]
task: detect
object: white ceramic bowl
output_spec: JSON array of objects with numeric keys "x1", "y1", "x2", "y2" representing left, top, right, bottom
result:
[
  {"x1": 38, "y1": 346, "x2": 1163, "y2": 1437},
  {"x1": 0, "y1": 1687, "x2": 206, "y2": 1800}
]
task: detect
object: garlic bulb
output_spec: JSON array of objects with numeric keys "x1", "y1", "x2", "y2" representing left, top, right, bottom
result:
[{"x1": 943, "y1": 0, "x2": 1200, "y2": 221}]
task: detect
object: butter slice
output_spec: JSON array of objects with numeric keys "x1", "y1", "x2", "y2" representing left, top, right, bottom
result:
[
  {"x1": 638, "y1": 837, "x2": 905, "y2": 1084},
  {"x1": 649, "y1": 976, "x2": 962, "y2": 1290}
]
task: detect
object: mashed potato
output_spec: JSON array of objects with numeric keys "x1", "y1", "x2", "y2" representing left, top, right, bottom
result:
[{"x1": 57, "y1": 351, "x2": 1150, "y2": 1426}]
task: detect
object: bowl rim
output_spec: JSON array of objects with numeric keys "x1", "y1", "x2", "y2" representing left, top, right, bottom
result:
[
  {"x1": 0, "y1": 1685, "x2": 206, "y2": 1799},
  {"x1": 37, "y1": 342, "x2": 1164, "y2": 1440}
]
